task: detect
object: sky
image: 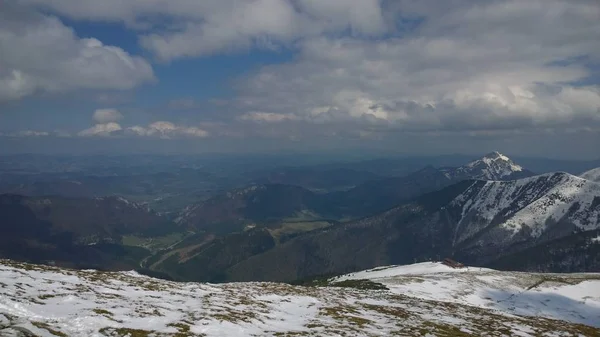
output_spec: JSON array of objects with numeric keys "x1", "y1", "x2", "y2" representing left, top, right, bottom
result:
[{"x1": 1, "y1": 0, "x2": 599, "y2": 159}]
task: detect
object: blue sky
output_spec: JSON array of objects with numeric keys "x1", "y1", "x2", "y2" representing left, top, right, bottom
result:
[{"x1": 1, "y1": 0, "x2": 599, "y2": 159}]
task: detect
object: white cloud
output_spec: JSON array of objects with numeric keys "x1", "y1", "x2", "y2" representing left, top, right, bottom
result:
[
  {"x1": 238, "y1": 112, "x2": 299, "y2": 123},
  {"x1": 78, "y1": 122, "x2": 123, "y2": 137},
  {"x1": 10, "y1": 130, "x2": 50, "y2": 137},
  {"x1": 10, "y1": 0, "x2": 600, "y2": 157},
  {"x1": 0, "y1": 3, "x2": 154, "y2": 101},
  {"x1": 1, "y1": 130, "x2": 73, "y2": 138},
  {"x1": 140, "y1": 0, "x2": 300, "y2": 60},
  {"x1": 92, "y1": 108, "x2": 123, "y2": 124},
  {"x1": 21, "y1": 0, "x2": 387, "y2": 61},
  {"x1": 126, "y1": 121, "x2": 209, "y2": 138},
  {"x1": 231, "y1": 0, "x2": 600, "y2": 133},
  {"x1": 76, "y1": 109, "x2": 210, "y2": 139}
]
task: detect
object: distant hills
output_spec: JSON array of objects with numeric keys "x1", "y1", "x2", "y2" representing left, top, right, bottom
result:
[
  {"x1": 176, "y1": 184, "x2": 324, "y2": 234},
  {"x1": 323, "y1": 151, "x2": 536, "y2": 217},
  {"x1": 178, "y1": 152, "x2": 536, "y2": 231},
  {"x1": 251, "y1": 167, "x2": 381, "y2": 192},
  {"x1": 220, "y1": 172, "x2": 600, "y2": 282},
  {"x1": 2, "y1": 152, "x2": 597, "y2": 214},
  {"x1": 1, "y1": 152, "x2": 599, "y2": 284},
  {"x1": 0, "y1": 194, "x2": 176, "y2": 269}
]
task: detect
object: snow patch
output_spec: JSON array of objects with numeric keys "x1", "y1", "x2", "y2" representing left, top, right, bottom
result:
[
  {"x1": 334, "y1": 262, "x2": 600, "y2": 328},
  {"x1": 333, "y1": 262, "x2": 493, "y2": 281}
]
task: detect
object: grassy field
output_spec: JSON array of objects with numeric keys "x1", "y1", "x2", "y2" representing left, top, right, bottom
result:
[
  {"x1": 269, "y1": 221, "x2": 333, "y2": 241},
  {"x1": 121, "y1": 232, "x2": 190, "y2": 252}
]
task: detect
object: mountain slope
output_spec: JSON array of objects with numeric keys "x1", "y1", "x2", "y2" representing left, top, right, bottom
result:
[
  {"x1": 0, "y1": 194, "x2": 176, "y2": 269},
  {"x1": 1, "y1": 260, "x2": 598, "y2": 336},
  {"x1": 488, "y1": 229, "x2": 600, "y2": 272},
  {"x1": 323, "y1": 166, "x2": 453, "y2": 217},
  {"x1": 581, "y1": 167, "x2": 600, "y2": 182},
  {"x1": 224, "y1": 173, "x2": 600, "y2": 282},
  {"x1": 147, "y1": 228, "x2": 276, "y2": 282},
  {"x1": 450, "y1": 173, "x2": 599, "y2": 244},
  {"x1": 176, "y1": 184, "x2": 325, "y2": 234},
  {"x1": 0, "y1": 194, "x2": 173, "y2": 243}
]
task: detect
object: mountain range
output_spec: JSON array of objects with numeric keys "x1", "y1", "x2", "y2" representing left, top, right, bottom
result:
[
  {"x1": 176, "y1": 184, "x2": 325, "y2": 235},
  {"x1": 165, "y1": 171, "x2": 600, "y2": 282},
  {"x1": 0, "y1": 152, "x2": 598, "y2": 284},
  {"x1": 178, "y1": 151, "x2": 536, "y2": 231}
]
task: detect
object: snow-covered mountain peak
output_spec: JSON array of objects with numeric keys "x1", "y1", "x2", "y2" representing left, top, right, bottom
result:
[
  {"x1": 443, "y1": 151, "x2": 526, "y2": 181},
  {"x1": 483, "y1": 151, "x2": 510, "y2": 160},
  {"x1": 467, "y1": 151, "x2": 523, "y2": 171}
]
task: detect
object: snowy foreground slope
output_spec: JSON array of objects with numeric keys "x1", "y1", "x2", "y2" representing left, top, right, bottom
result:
[
  {"x1": 1, "y1": 261, "x2": 600, "y2": 336},
  {"x1": 334, "y1": 263, "x2": 600, "y2": 329}
]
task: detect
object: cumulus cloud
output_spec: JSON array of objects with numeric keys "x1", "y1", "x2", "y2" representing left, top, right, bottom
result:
[
  {"x1": 10, "y1": 130, "x2": 50, "y2": 137},
  {"x1": 76, "y1": 113, "x2": 209, "y2": 139},
  {"x1": 75, "y1": 105, "x2": 210, "y2": 139},
  {"x1": 78, "y1": 122, "x2": 123, "y2": 137},
  {"x1": 21, "y1": 0, "x2": 387, "y2": 61},
  {"x1": 238, "y1": 112, "x2": 299, "y2": 123},
  {"x1": 0, "y1": 3, "x2": 154, "y2": 101},
  {"x1": 1, "y1": 130, "x2": 74, "y2": 138},
  {"x1": 126, "y1": 121, "x2": 209, "y2": 138},
  {"x1": 232, "y1": 0, "x2": 600, "y2": 134},
  {"x1": 10, "y1": 0, "x2": 600, "y2": 157},
  {"x1": 92, "y1": 108, "x2": 123, "y2": 124}
]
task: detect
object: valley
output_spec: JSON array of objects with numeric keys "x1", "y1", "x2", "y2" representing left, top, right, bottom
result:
[
  {"x1": 0, "y1": 152, "x2": 599, "y2": 284},
  {"x1": 5, "y1": 2, "x2": 600, "y2": 334}
]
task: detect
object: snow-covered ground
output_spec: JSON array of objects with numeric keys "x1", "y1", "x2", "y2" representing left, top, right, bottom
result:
[
  {"x1": 333, "y1": 262, "x2": 600, "y2": 328},
  {"x1": 1, "y1": 260, "x2": 599, "y2": 336}
]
